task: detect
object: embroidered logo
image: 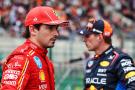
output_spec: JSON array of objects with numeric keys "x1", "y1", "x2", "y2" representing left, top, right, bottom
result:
[
  {"x1": 33, "y1": 56, "x2": 42, "y2": 69},
  {"x1": 39, "y1": 70, "x2": 45, "y2": 82}
]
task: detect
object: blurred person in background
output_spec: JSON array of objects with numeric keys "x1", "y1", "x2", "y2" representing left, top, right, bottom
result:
[
  {"x1": 1, "y1": 6, "x2": 68, "y2": 90},
  {"x1": 68, "y1": 51, "x2": 91, "y2": 71},
  {"x1": 79, "y1": 18, "x2": 135, "y2": 90}
]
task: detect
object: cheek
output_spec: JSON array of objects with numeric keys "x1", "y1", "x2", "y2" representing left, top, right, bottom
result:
[
  {"x1": 85, "y1": 38, "x2": 92, "y2": 47},
  {"x1": 85, "y1": 37, "x2": 97, "y2": 47},
  {"x1": 38, "y1": 31, "x2": 50, "y2": 42},
  {"x1": 39, "y1": 30, "x2": 50, "y2": 38}
]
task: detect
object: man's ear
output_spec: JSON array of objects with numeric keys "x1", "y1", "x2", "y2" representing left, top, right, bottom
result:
[
  {"x1": 29, "y1": 25, "x2": 38, "y2": 36},
  {"x1": 98, "y1": 34, "x2": 103, "y2": 40}
]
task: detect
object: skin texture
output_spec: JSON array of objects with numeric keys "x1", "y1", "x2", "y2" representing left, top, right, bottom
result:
[
  {"x1": 83, "y1": 34, "x2": 100, "y2": 51},
  {"x1": 29, "y1": 24, "x2": 59, "y2": 49},
  {"x1": 83, "y1": 33, "x2": 110, "y2": 55}
]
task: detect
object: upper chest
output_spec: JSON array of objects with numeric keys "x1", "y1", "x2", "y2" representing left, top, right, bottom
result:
[{"x1": 85, "y1": 53, "x2": 117, "y2": 76}]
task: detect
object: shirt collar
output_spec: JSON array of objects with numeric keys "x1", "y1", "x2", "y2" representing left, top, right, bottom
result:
[
  {"x1": 25, "y1": 39, "x2": 48, "y2": 55},
  {"x1": 94, "y1": 45, "x2": 113, "y2": 59}
]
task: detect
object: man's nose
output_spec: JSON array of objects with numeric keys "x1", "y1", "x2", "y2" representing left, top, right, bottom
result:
[{"x1": 53, "y1": 29, "x2": 59, "y2": 36}]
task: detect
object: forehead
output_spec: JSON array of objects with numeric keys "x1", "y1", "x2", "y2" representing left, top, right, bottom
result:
[{"x1": 83, "y1": 33, "x2": 96, "y2": 38}]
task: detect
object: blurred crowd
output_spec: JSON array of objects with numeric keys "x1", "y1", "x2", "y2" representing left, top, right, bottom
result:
[{"x1": 0, "y1": 0, "x2": 135, "y2": 38}]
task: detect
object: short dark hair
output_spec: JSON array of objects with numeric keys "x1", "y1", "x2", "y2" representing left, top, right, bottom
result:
[
  {"x1": 23, "y1": 27, "x2": 30, "y2": 38},
  {"x1": 23, "y1": 24, "x2": 42, "y2": 39},
  {"x1": 103, "y1": 36, "x2": 112, "y2": 44}
]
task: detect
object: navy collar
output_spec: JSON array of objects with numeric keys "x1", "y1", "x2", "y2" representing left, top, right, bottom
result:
[{"x1": 94, "y1": 45, "x2": 113, "y2": 59}]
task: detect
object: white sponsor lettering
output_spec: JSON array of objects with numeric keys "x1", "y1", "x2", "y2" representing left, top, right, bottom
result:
[
  {"x1": 14, "y1": 62, "x2": 21, "y2": 67},
  {"x1": 7, "y1": 62, "x2": 21, "y2": 69},
  {"x1": 128, "y1": 76, "x2": 135, "y2": 84},
  {"x1": 3, "y1": 81, "x2": 16, "y2": 86},
  {"x1": 97, "y1": 73, "x2": 107, "y2": 77},
  {"x1": 121, "y1": 60, "x2": 132, "y2": 67},
  {"x1": 4, "y1": 74, "x2": 18, "y2": 80},
  {"x1": 5, "y1": 70, "x2": 20, "y2": 75},
  {"x1": 86, "y1": 78, "x2": 106, "y2": 84},
  {"x1": 86, "y1": 78, "x2": 90, "y2": 84},
  {"x1": 98, "y1": 69, "x2": 107, "y2": 73},
  {"x1": 86, "y1": 69, "x2": 91, "y2": 73},
  {"x1": 39, "y1": 84, "x2": 47, "y2": 90},
  {"x1": 123, "y1": 67, "x2": 135, "y2": 73},
  {"x1": 105, "y1": 48, "x2": 113, "y2": 54}
]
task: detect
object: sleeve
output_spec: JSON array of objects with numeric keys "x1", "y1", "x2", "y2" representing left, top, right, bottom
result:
[
  {"x1": 47, "y1": 57, "x2": 55, "y2": 90},
  {"x1": 117, "y1": 56, "x2": 135, "y2": 90},
  {"x1": 1, "y1": 55, "x2": 30, "y2": 90}
]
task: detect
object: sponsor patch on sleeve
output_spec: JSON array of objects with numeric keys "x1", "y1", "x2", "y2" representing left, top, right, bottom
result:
[
  {"x1": 120, "y1": 59, "x2": 133, "y2": 67},
  {"x1": 3, "y1": 70, "x2": 21, "y2": 86},
  {"x1": 33, "y1": 56, "x2": 42, "y2": 69},
  {"x1": 125, "y1": 71, "x2": 135, "y2": 79}
]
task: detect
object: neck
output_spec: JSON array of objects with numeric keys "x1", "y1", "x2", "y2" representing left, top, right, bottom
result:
[
  {"x1": 95, "y1": 43, "x2": 110, "y2": 55},
  {"x1": 29, "y1": 38, "x2": 46, "y2": 50}
]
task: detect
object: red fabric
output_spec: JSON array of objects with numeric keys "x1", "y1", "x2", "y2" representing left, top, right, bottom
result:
[
  {"x1": 25, "y1": 6, "x2": 68, "y2": 26},
  {"x1": 1, "y1": 39, "x2": 55, "y2": 90}
]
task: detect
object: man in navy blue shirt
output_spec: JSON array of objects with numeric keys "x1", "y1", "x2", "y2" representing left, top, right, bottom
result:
[{"x1": 79, "y1": 18, "x2": 135, "y2": 90}]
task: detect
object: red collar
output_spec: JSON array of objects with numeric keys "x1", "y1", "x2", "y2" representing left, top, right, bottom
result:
[{"x1": 25, "y1": 39, "x2": 48, "y2": 56}]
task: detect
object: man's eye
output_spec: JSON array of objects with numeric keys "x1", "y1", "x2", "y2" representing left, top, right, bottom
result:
[
  {"x1": 56, "y1": 26, "x2": 58, "y2": 30},
  {"x1": 46, "y1": 25, "x2": 59, "y2": 30},
  {"x1": 47, "y1": 25, "x2": 52, "y2": 29},
  {"x1": 85, "y1": 35, "x2": 90, "y2": 38}
]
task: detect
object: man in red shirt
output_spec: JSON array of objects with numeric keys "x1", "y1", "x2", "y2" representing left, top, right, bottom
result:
[{"x1": 1, "y1": 6, "x2": 68, "y2": 90}]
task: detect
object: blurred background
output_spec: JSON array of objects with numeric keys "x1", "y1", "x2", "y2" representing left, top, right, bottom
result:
[{"x1": 0, "y1": 0, "x2": 135, "y2": 90}]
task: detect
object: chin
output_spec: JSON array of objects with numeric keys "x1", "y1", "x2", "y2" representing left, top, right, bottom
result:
[
  {"x1": 46, "y1": 44, "x2": 54, "y2": 48},
  {"x1": 88, "y1": 48, "x2": 94, "y2": 51}
]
